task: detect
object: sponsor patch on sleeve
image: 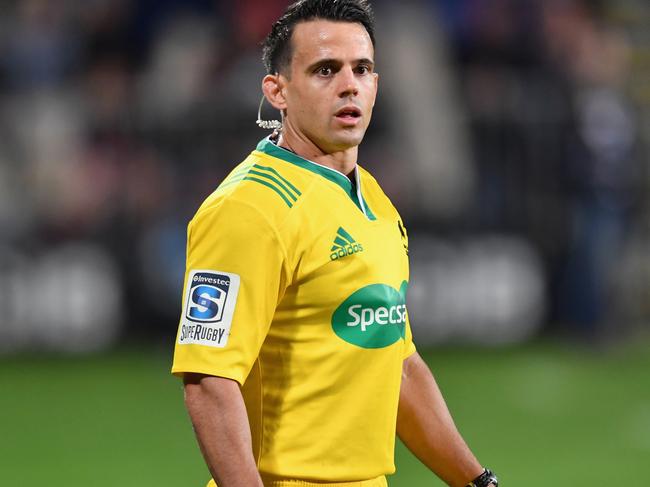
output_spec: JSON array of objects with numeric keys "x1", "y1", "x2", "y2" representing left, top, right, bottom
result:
[{"x1": 178, "y1": 270, "x2": 240, "y2": 348}]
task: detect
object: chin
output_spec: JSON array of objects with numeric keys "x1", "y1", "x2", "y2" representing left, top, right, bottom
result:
[{"x1": 331, "y1": 131, "x2": 365, "y2": 150}]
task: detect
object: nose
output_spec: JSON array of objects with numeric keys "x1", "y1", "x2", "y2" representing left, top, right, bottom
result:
[{"x1": 338, "y1": 66, "x2": 359, "y2": 98}]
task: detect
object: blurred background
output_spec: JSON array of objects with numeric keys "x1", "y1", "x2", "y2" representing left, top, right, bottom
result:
[{"x1": 0, "y1": 0, "x2": 649, "y2": 485}]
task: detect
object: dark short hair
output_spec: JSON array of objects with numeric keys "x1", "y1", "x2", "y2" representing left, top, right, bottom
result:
[{"x1": 262, "y1": 0, "x2": 375, "y2": 75}]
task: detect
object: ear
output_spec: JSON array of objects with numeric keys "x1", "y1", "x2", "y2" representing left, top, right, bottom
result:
[
  {"x1": 371, "y1": 72, "x2": 379, "y2": 107},
  {"x1": 262, "y1": 74, "x2": 287, "y2": 111}
]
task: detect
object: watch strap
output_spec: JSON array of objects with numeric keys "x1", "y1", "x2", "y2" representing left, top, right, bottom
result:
[{"x1": 466, "y1": 468, "x2": 498, "y2": 487}]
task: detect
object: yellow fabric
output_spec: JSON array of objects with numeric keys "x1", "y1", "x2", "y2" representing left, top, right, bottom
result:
[
  {"x1": 173, "y1": 137, "x2": 415, "y2": 481},
  {"x1": 207, "y1": 475, "x2": 387, "y2": 487}
]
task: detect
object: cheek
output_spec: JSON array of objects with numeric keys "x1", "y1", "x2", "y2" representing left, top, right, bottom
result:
[
  {"x1": 291, "y1": 89, "x2": 319, "y2": 117},
  {"x1": 298, "y1": 95, "x2": 329, "y2": 125}
]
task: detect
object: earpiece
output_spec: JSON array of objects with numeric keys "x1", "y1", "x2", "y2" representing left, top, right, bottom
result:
[
  {"x1": 256, "y1": 119, "x2": 283, "y2": 130},
  {"x1": 256, "y1": 96, "x2": 282, "y2": 131}
]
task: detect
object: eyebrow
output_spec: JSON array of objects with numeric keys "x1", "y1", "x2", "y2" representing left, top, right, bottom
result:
[{"x1": 306, "y1": 57, "x2": 375, "y2": 72}]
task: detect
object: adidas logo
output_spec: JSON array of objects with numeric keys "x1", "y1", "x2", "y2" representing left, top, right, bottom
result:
[{"x1": 330, "y1": 227, "x2": 364, "y2": 261}]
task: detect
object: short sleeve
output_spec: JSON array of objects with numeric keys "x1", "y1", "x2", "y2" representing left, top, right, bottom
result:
[
  {"x1": 403, "y1": 312, "x2": 417, "y2": 359},
  {"x1": 171, "y1": 199, "x2": 288, "y2": 384}
]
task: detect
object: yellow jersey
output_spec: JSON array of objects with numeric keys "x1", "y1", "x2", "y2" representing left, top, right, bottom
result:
[{"x1": 172, "y1": 137, "x2": 415, "y2": 482}]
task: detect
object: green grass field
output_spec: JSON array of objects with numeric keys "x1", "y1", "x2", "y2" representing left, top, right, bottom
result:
[{"x1": 1, "y1": 338, "x2": 648, "y2": 486}]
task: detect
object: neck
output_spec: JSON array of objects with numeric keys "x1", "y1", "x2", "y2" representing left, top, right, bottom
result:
[{"x1": 277, "y1": 126, "x2": 358, "y2": 178}]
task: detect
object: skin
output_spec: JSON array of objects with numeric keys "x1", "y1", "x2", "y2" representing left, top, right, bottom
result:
[
  {"x1": 185, "y1": 19, "x2": 493, "y2": 487},
  {"x1": 398, "y1": 353, "x2": 486, "y2": 487},
  {"x1": 184, "y1": 374, "x2": 263, "y2": 487},
  {"x1": 262, "y1": 20, "x2": 378, "y2": 176}
]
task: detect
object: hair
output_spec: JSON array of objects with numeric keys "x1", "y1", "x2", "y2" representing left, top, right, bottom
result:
[{"x1": 262, "y1": 0, "x2": 375, "y2": 75}]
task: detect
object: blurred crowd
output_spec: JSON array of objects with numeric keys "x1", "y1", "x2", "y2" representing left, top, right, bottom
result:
[{"x1": 0, "y1": 0, "x2": 648, "y2": 352}]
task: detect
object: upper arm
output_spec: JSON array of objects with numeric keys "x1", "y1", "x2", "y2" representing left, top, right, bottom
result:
[
  {"x1": 183, "y1": 373, "x2": 243, "y2": 408},
  {"x1": 402, "y1": 351, "x2": 421, "y2": 374},
  {"x1": 401, "y1": 351, "x2": 431, "y2": 386},
  {"x1": 172, "y1": 199, "x2": 288, "y2": 385}
]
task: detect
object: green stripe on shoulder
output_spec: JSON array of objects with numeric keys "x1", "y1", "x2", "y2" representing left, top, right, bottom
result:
[
  {"x1": 243, "y1": 176, "x2": 294, "y2": 207},
  {"x1": 253, "y1": 164, "x2": 302, "y2": 196},
  {"x1": 217, "y1": 175, "x2": 244, "y2": 191},
  {"x1": 248, "y1": 168, "x2": 298, "y2": 202},
  {"x1": 216, "y1": 164, "x2": 253, "y2": 191},
  {"x1": 215, "y1": 161, "x2": 302, "y2": 209}
]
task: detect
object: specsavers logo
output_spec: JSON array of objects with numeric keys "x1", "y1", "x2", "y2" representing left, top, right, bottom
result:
[{"x1": 331, "y1": 282, "x2": 408, "y2": 348}]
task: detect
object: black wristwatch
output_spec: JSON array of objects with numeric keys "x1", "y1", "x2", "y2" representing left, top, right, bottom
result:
[{"x1": 466, "y1": 468, "x2": 498, "y2": 487}]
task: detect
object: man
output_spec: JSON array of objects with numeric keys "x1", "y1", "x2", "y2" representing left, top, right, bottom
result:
[{"x1": 172, "y1": 1, "x2": 498, "y2": 486}]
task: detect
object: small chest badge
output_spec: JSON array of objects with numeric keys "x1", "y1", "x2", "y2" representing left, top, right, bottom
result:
[
  {"x1": 330, "y1": 226, "x2": 364, "y2": 261},
  {"x1": 398, "y1": 220, "x2": 409, "y2": 256}
]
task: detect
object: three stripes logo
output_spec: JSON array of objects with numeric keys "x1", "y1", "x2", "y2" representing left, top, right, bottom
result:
[
  {"x1": 219, "y1": 163, "x2": 301, "y2": 208},
  {"x1": 330, "y1": 227, "x2": 364, "y2": 261}
]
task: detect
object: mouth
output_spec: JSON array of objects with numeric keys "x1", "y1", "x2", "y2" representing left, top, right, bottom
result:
[{"x1": 334, "y1": 106, "x2": 362, "y2": 123}]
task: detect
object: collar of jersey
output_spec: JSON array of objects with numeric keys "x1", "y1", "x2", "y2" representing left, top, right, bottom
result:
[{"x1": 256, "y1": 137, "x2": 376, "y2": 220}]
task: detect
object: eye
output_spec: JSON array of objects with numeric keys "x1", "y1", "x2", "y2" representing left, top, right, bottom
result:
[
  {"x1": 356, "y1": 65, "x2": 370, "y2": 75},
  {"x1": 317, "y1": 66, "x2": 333, "y2": 76}
]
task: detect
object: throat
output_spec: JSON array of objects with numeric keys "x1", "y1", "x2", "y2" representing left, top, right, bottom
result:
[{"x1": 274, "y1": 137, "x2": 359, "y2": 179}]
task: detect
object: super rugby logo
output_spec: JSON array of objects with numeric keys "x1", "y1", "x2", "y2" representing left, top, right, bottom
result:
[
  {"x1": 331, "y1": 282, "x2": 409, "y2": 348},
  {"x1": 179, "y1": 270, "x2": 240, "y2": 348}
]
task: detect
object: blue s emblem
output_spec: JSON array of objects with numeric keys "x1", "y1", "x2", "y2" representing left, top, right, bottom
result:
[{"x1": 186, "y1": 272, "x2": 231, "y2": 323}]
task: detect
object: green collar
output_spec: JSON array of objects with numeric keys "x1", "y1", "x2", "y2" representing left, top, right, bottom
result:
[{"x1": 255, "y1": 137, "x2": 376, "y2": 220}]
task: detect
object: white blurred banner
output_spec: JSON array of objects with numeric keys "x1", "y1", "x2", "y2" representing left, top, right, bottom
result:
[
  {"x1": 0, "y1": 243, "x2": 122, "y2": 353},
  {"x1": 408, "y1": 234, "x2": 546, "y2": 345}
]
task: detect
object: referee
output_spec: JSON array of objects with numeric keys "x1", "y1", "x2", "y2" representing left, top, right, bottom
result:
[{"x1": 172, "y1": 1, "x2": 498, "y2": 486}]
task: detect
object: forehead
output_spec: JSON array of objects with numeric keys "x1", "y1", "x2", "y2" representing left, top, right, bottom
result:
[{"x1": 290, "y1": 19, "x2": 374, "y2": 66}]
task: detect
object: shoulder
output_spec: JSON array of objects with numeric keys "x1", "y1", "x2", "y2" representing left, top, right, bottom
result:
[
  {"x1": 357, "y1": 164, "x2": 384, "y2": 195},
  {"x1": 191, "y1": 150, "x2": 314, "y2": 236},
  {"x1": 357, "y1": 164, "x2": 404, "y2": 220},
  {"x1": 357, "y1": 164, "x2": 390, "y2": 201},
  {"x1": 357, "y1": 164, "x2": 378, "y2": 183}
]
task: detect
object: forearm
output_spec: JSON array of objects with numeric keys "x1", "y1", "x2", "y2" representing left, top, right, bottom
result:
[
  {"x1": 397, "y1": 353, "x2": 484, "y2": 487},
  {"x1": 184, "y1": 374, "x2": 263, "y2": 487}
]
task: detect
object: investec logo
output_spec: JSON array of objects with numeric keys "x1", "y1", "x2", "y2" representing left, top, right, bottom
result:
[
  {"x1": 331, "y1": 282, "x2": 409, "y2": 349},
  {"x1": 330, "y1": 227, "x2": 364, "y2": 261}
]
